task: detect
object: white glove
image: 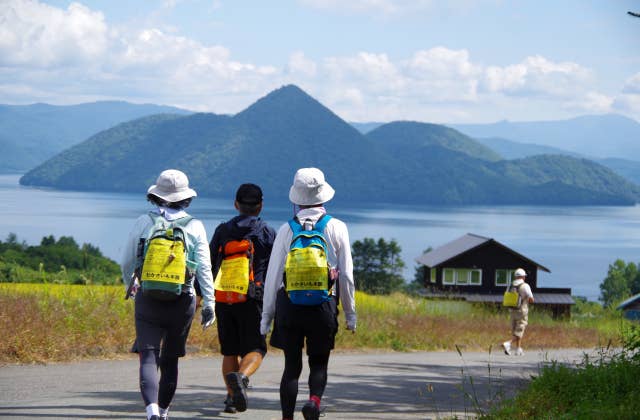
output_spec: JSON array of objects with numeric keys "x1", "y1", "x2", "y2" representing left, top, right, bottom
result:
[{"x1": 260, "y1": 315, "x2": 273, "y2": 336}]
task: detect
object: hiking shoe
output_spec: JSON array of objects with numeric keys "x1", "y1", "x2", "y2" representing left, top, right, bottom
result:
[
  {"x1": 502, "y1": 341, "x2": 511, "y2": 355},
  {"x1": 226, "y1": 372, "x2": 249, "y2": 412},
  {"x1": 223, "y1": 394, "x2": 237, "y2": 413},
  {"x1": 302, "y1": 400, "x2": 320, "y2": 420},
  {"x1": 515, "y1": 347, "x2": 524, "y2": 356}
]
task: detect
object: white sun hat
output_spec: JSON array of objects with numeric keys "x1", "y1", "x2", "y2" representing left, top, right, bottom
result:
[
  {"x1": 288, "y1": 167, "x2": 335, "y2": 206},
  {"x1": 147, "y1": 169, "x2": 197, "y2": 203},
  {"x1": 514, "y1": 268, "x2": 527, "y2": 278}
]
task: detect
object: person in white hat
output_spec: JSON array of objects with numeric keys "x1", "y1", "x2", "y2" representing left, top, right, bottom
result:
[
  {"x1": 260, "y1": 167, "x2": 356, "y2": 420},
  {"x1": 502, "y1": 268, "x2": 534, "y2": 356},
  {"x1": 120, "y1": 169, "x2": 216, "y2": 420}
]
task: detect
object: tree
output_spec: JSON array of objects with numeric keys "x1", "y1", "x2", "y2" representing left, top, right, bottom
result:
[
  {"x1": 352, "y1": 237, "x2": 405, "y2": 294},
  {"x1": 406, "y1": 247, "x2": 432, "y2": 294},
  {"x1": 599, "y1": 259, "x2": 640, "y2": 308}
]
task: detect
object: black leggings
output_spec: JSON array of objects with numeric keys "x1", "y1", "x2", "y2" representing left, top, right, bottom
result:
[
  {"x1": 139, "y1": 349, "x2": 179, "y2": 409},
  {"x1": 280, "y1": 349, "x2": 330, "y2": 418}
]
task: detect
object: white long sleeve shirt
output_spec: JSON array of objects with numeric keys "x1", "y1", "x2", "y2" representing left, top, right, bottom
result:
[
  {"x1": 120, "y1": 206, "x2": 216, "y2": 310},
  {"x1": 260, "y1": 207, "x2": 357, "y2": 334}
]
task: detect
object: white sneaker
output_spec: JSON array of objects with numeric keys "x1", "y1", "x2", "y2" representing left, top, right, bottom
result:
[
  {"x1": 515, "y1": 347, "x2": 524, "y2": 356},
  {"x1": 502, "y1": 341, "x2": 511, "y2": 355}
]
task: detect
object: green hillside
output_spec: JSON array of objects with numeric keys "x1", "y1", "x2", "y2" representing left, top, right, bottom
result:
[
  {"x1": 19, "y1": 85, "x2": 640, "y2": 205},
  {"x1": 367, "y1": 121, "x2": 502, "y2": 162},
  {"x1": 0, "y1": 101, "x2": 191, "y2": 173}
]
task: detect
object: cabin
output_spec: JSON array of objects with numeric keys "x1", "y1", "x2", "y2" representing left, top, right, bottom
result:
[
  {"x1": 617, "y1": 294, "x2": 640, "y2": 321},
  {"x1": 415, "y1": 233, "x2": 574, "y2": 318}
]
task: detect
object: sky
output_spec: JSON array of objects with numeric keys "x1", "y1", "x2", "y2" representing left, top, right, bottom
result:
[{"x1": 1, "y1": 0, "x2": 640, "y2": 124}]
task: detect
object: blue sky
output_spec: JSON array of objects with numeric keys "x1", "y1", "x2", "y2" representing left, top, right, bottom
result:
[{"x1": 1, "y1": 0, "x2": 639, "y2": 123}]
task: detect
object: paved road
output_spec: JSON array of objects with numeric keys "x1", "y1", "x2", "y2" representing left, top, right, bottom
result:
[{"x1": 0, "y1": 348, "x2": 592, "y2": 420}]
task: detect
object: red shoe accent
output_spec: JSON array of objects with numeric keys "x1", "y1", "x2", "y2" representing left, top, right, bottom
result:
[{"x1": 310, "y1": 395, "x2": 321, "y2": 408}]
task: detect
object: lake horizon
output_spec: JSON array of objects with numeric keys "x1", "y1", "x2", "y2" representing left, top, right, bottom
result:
[{"x1": 2, "y1": 174, "x2": 639, "y2": 302}]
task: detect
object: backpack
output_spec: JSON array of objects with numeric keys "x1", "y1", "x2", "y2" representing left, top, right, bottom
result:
[
  {"x1": 139, "y1": 213, "x2": 194, "y2": 301},
  {"x1": 214, "y1": 235, "x2": 257, "y2": 304},
  {"x1": 502, "y1": 283, "x2": 522, "y2": 308},
  {"x1": 284, "y1": 214, "x2": 334, "y2": 306}
]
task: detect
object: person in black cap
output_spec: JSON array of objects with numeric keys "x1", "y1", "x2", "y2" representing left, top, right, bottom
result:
[{"x1": 209, "y1": 183, "x2": 276, "y2": 413}]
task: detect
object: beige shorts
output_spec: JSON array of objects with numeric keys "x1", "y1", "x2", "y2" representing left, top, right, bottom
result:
[{"x1": 510, "y1": 309, "x2": 528, "y2": 338}]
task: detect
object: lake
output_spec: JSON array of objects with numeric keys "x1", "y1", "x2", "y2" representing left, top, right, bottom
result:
[{"x1": 1, "y1": 174, "x2": 639, "y2": 301}]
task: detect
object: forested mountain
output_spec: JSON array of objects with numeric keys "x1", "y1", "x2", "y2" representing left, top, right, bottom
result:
[
  {"x1": 0, "y1": 101, "x2": 191, "y2": 172},
  {"x1": 451, "y1": 114, "x2": 640, "y2": 159},
  {"x1": 474, "y1": 136, "x2": 640, "y2": 186},
  {"x1": 19, "y1": 85, "x2": 640, "y2": 205},
  {"x1": 474, "y1": 137, "x2": 581, "y2": 160}
]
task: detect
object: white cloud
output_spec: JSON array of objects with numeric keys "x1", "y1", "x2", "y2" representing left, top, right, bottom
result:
[
  {"x1": 481, "y1": 55, "x2": 592, "y2": 98},
  {"x1": 623, "y1": 73, "x2": 640, "y2": 95},
  {"x1": 562, "y1": 91, "x2": 614, "y2": 114},
  {"x1": 0, "y1": 1, "x2": 627, "y2": 123},
  {"x1": 0, "y1": 0, "x2": 109, "y2": 68},
  {"x1": 286, "y1": 52, "x2": 317, "y2": 78},
  {"x1": 402, "y1": 47, "x2": 480, "y2": 101}
]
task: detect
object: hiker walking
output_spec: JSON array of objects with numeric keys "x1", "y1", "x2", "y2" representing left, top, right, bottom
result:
[
  {"x1": 260, "y1": 167, "x2": 357, "y2": 420},
  {"x1": 210, "y1": 183, "x2": 276, "y2": 413},
  {"x1": 502, "y1": 268, "x2": 534, "y2": 356},
  {"x1": 121, "y1": 169, "x2": 216, "y2": 420}
]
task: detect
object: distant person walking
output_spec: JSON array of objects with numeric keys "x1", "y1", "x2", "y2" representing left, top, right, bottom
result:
[
  {"x1": 209, "y1": 183, "x2": 276, "y2": 413},
  {"x1": 121, "y1": 169, "x2": 216, "y2": 420},
  {"x1": 502, "y1": 268, "x2": 534, "y2": 356},
  {"x1": 260, "y1": 167, "x2": 357, "y2": 420}
]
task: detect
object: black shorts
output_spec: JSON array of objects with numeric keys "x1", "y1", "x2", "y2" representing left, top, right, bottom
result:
[
  {"x1": 135, "y1": 291, "x2": 196, "y2": 358},
  {"x1": 216, "y1": 299, "x2": 267, "y2": 357},
  {"x1": 270, "y1": 288, "x2": 339, "y2": 356}
]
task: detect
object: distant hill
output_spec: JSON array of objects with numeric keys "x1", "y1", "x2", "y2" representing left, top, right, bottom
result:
[
  {"x1": 0, "y1": 101, "x2": 192, "y2": 172},
  {"x1": 474, "y1": 137, "x2": 581, "y2": 160},
  {"x1": 20, "y1": 85, "x2": 640, "y2": 205},
  {"x1": 451, "y1": 114, "x2": 640, "y2": 159},
  {"x1": 474, "y1": 136, "x2": 640, "y2": 186},
  {"x1": 367, "y1": 121, "x2": 501, "y2": 162}
]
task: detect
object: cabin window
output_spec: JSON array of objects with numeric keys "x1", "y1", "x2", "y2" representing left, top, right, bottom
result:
[
  {"x1": 443, "y1": 268, "x2": 455, "y2": 284},
  {"x1": 495, "y1": 269, "x2": 515, "y2": 286},
  {"x1": 470, "y1": 270, "x2": 481, "y2": 285},
  {"x1": 430, "y1": 268, "x2": 436, "y2": 283},
  {"x1": 442, "y1": 268, "x2": 482, "y2": 286}
]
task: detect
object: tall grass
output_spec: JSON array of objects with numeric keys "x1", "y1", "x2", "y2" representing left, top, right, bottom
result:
[
  {"x1": 482, "y1": 324, "x2": 640, "y2": 419},
  {"x1": 0, "y1": 285, "x2": 626, "y2": 364}
]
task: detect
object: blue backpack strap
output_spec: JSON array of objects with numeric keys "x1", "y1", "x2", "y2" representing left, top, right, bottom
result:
[
  {"x1": 288, "y1": 218, "x2": 303, "y2": 235},
  {"x1": 313, "y1": 214, "x2": 332, "y2": 232}
]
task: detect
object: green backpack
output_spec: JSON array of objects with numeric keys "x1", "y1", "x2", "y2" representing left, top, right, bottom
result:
[{"x1": 139, "y1": 213, "x2": 195, "y2": 301}]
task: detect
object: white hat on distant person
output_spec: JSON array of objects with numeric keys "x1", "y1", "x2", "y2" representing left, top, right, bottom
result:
[
  {"x1": 289, "y1": 167, "x2": 335, "y2": 206},
  {"x1": 514, "y1": 268, "x2": 527, "y2": 278},
  {"x1": 147, "y1": 169, "x2": 197, "y2": 203}
]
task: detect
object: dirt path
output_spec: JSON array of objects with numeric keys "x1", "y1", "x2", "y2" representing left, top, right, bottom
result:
[{"x1": 0, "y1": 348, "x2": 592, "y2": 419}]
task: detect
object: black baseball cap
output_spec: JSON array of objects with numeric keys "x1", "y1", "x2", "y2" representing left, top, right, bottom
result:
[{"x1": 235, "y1": 183, "x2": 263, "y2": 205}]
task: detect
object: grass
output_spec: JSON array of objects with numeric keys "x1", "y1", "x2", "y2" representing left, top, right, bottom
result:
[
  {"x1": 482, "y1": 325, "x2": 640, "y2": 419},
  {"x1": 0, "y1": 285, "x2": 628, "y2": 364}
]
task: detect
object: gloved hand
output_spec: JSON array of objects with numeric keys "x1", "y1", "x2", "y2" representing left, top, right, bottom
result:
[
  {"x1": 346, "y1": 313, "x2": 357, "y2": 333},
  {"x1": 201, "y1": 305, "x2": 215, "y2": 330},
  {"x1": 260, "y1": 316, "x2": 273, "y2": 336}
]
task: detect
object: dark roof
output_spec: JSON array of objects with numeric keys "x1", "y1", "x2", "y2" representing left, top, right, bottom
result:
[
  {"x1": 617, "y1": 293, "x2": 640, "y2": 310},
  {"x1": 415, "y1": 233, "x2": 551, "y2": 273},
  {"x1": 421, "y1": 291, "x2": 574, "y2": 305}
]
